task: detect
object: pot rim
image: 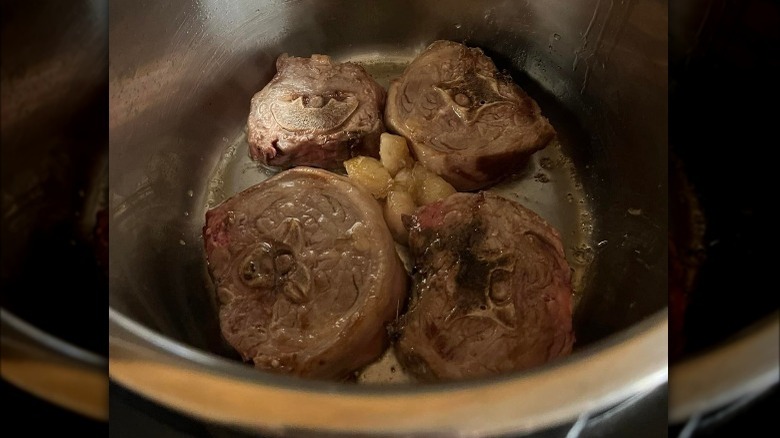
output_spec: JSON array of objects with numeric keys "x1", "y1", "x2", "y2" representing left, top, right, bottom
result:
[
  {"x1": 109, "y1": 306, "x2": 667, "y2": 435},
  {"x1": 0, "y1": 308, "x2": 108, "y2": 421},
  {"x1": 669, "y1": 311, "x2": 780, "y2": 424}
]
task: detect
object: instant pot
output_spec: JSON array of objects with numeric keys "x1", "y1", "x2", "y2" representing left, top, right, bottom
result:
[
  {"x1": 1, "y1": 0, "x2": 108, "y2": 424},
  {"x1": 109, "y1": 0, "x2": 667, "y2": 435},
  {"x1": 2, "y1": 0, "x2": 777, "y2": 436}
]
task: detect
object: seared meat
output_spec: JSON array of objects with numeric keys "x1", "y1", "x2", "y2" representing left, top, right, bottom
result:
[
  {"x1": 669, "y1": 237, "x2": 689, "y2": 359},
  {"x1": 669, "y1": 157, "x2": 706, "y2": 360},
  {"x1": 396, "y1": 192, "x2": 574, "y2": 381},
  {"x1": 203, "y1": 167, "x2": 407, "y2": 379},
  {"x1": 94, "y1": 208, "x2": 108, "y2": 271},
  {"x1": 247, "y1": 54, "x2": 385, "y2": 169},
  {"x1": 385, "y1": 40, "x2": 556, "y2": 191}
]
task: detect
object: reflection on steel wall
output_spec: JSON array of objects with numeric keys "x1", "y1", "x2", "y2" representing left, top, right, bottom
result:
[{"x1": 0, "y1": 0, "x2": 109, "y2": 426}]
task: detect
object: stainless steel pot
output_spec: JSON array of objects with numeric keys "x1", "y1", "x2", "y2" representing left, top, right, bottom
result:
[
  {"x1": 0, "y1": 0, "x2": 108, "y2": 420},
  {"x1": 109, "y1": 0, "x2": 668, "y2": 435},
  {"x1": 668, "y1": 0, "x2": 780, "y2": 425}
]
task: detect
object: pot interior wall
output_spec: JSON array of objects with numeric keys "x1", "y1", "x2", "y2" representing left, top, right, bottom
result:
[
  {"x1": 670, "y1": 0, "x2": 780, "y2": 357},
  {"x1": 1, "y1": 0, "x2": 108, "y2": 356},
  {"x1": 109, "y1": 0, "x2": 667, "y2": 367}
]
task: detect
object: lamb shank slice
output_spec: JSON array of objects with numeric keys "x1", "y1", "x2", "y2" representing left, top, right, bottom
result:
[
  {"x1": 396, "y1": 192, "x2": 574, "y2": 381},
  {"x1": 247, "y1": 54, "x2": 385, "y2": 169},
  {"x1": 385, "y1": 40, "x2": 556, "y2": 191},
  {"x1": 204, "y1": 167, "x2": 407, "y2": 379}
]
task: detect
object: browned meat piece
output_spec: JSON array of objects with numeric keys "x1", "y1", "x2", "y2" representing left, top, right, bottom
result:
[
  {"x1": 203, "y1": 167, "x2": 407, "y2": 379},
  {"x1": 94, "y1": 208, "x2": 108, "y2": 271},
  {"x1": 385, "y1": 40, "x2": 556, "y2": 191},
  {"x1": 669, "y1": 157, "x2": 706, "y2": 360},
  {"x1": 669, "y1": 236, "x2": 689, "y2": 359},
  {"x1": 247, "y1": 54, "x2": 385, "y2": 169},
  {"x1": 396, "y1": 192, "x2": 574, "y2": 381}
]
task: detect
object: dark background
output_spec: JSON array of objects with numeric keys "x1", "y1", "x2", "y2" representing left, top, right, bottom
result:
[{"x1": 670, "y1": 0, "x2": 780, "y2": 356}]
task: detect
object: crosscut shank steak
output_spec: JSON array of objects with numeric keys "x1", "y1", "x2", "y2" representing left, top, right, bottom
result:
[
  {"x1": 247, "y1": 54, "x2": 385, "y2": 169},
  {"x1": 385, "y1": 40, "x2": 556, "y2": 191},
  {"x1": 203, "y1": 167, "x2": 407, "y2": 379},
  {"x1": 396, "y1": 192, "x2": 574, "y2": 381}
]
